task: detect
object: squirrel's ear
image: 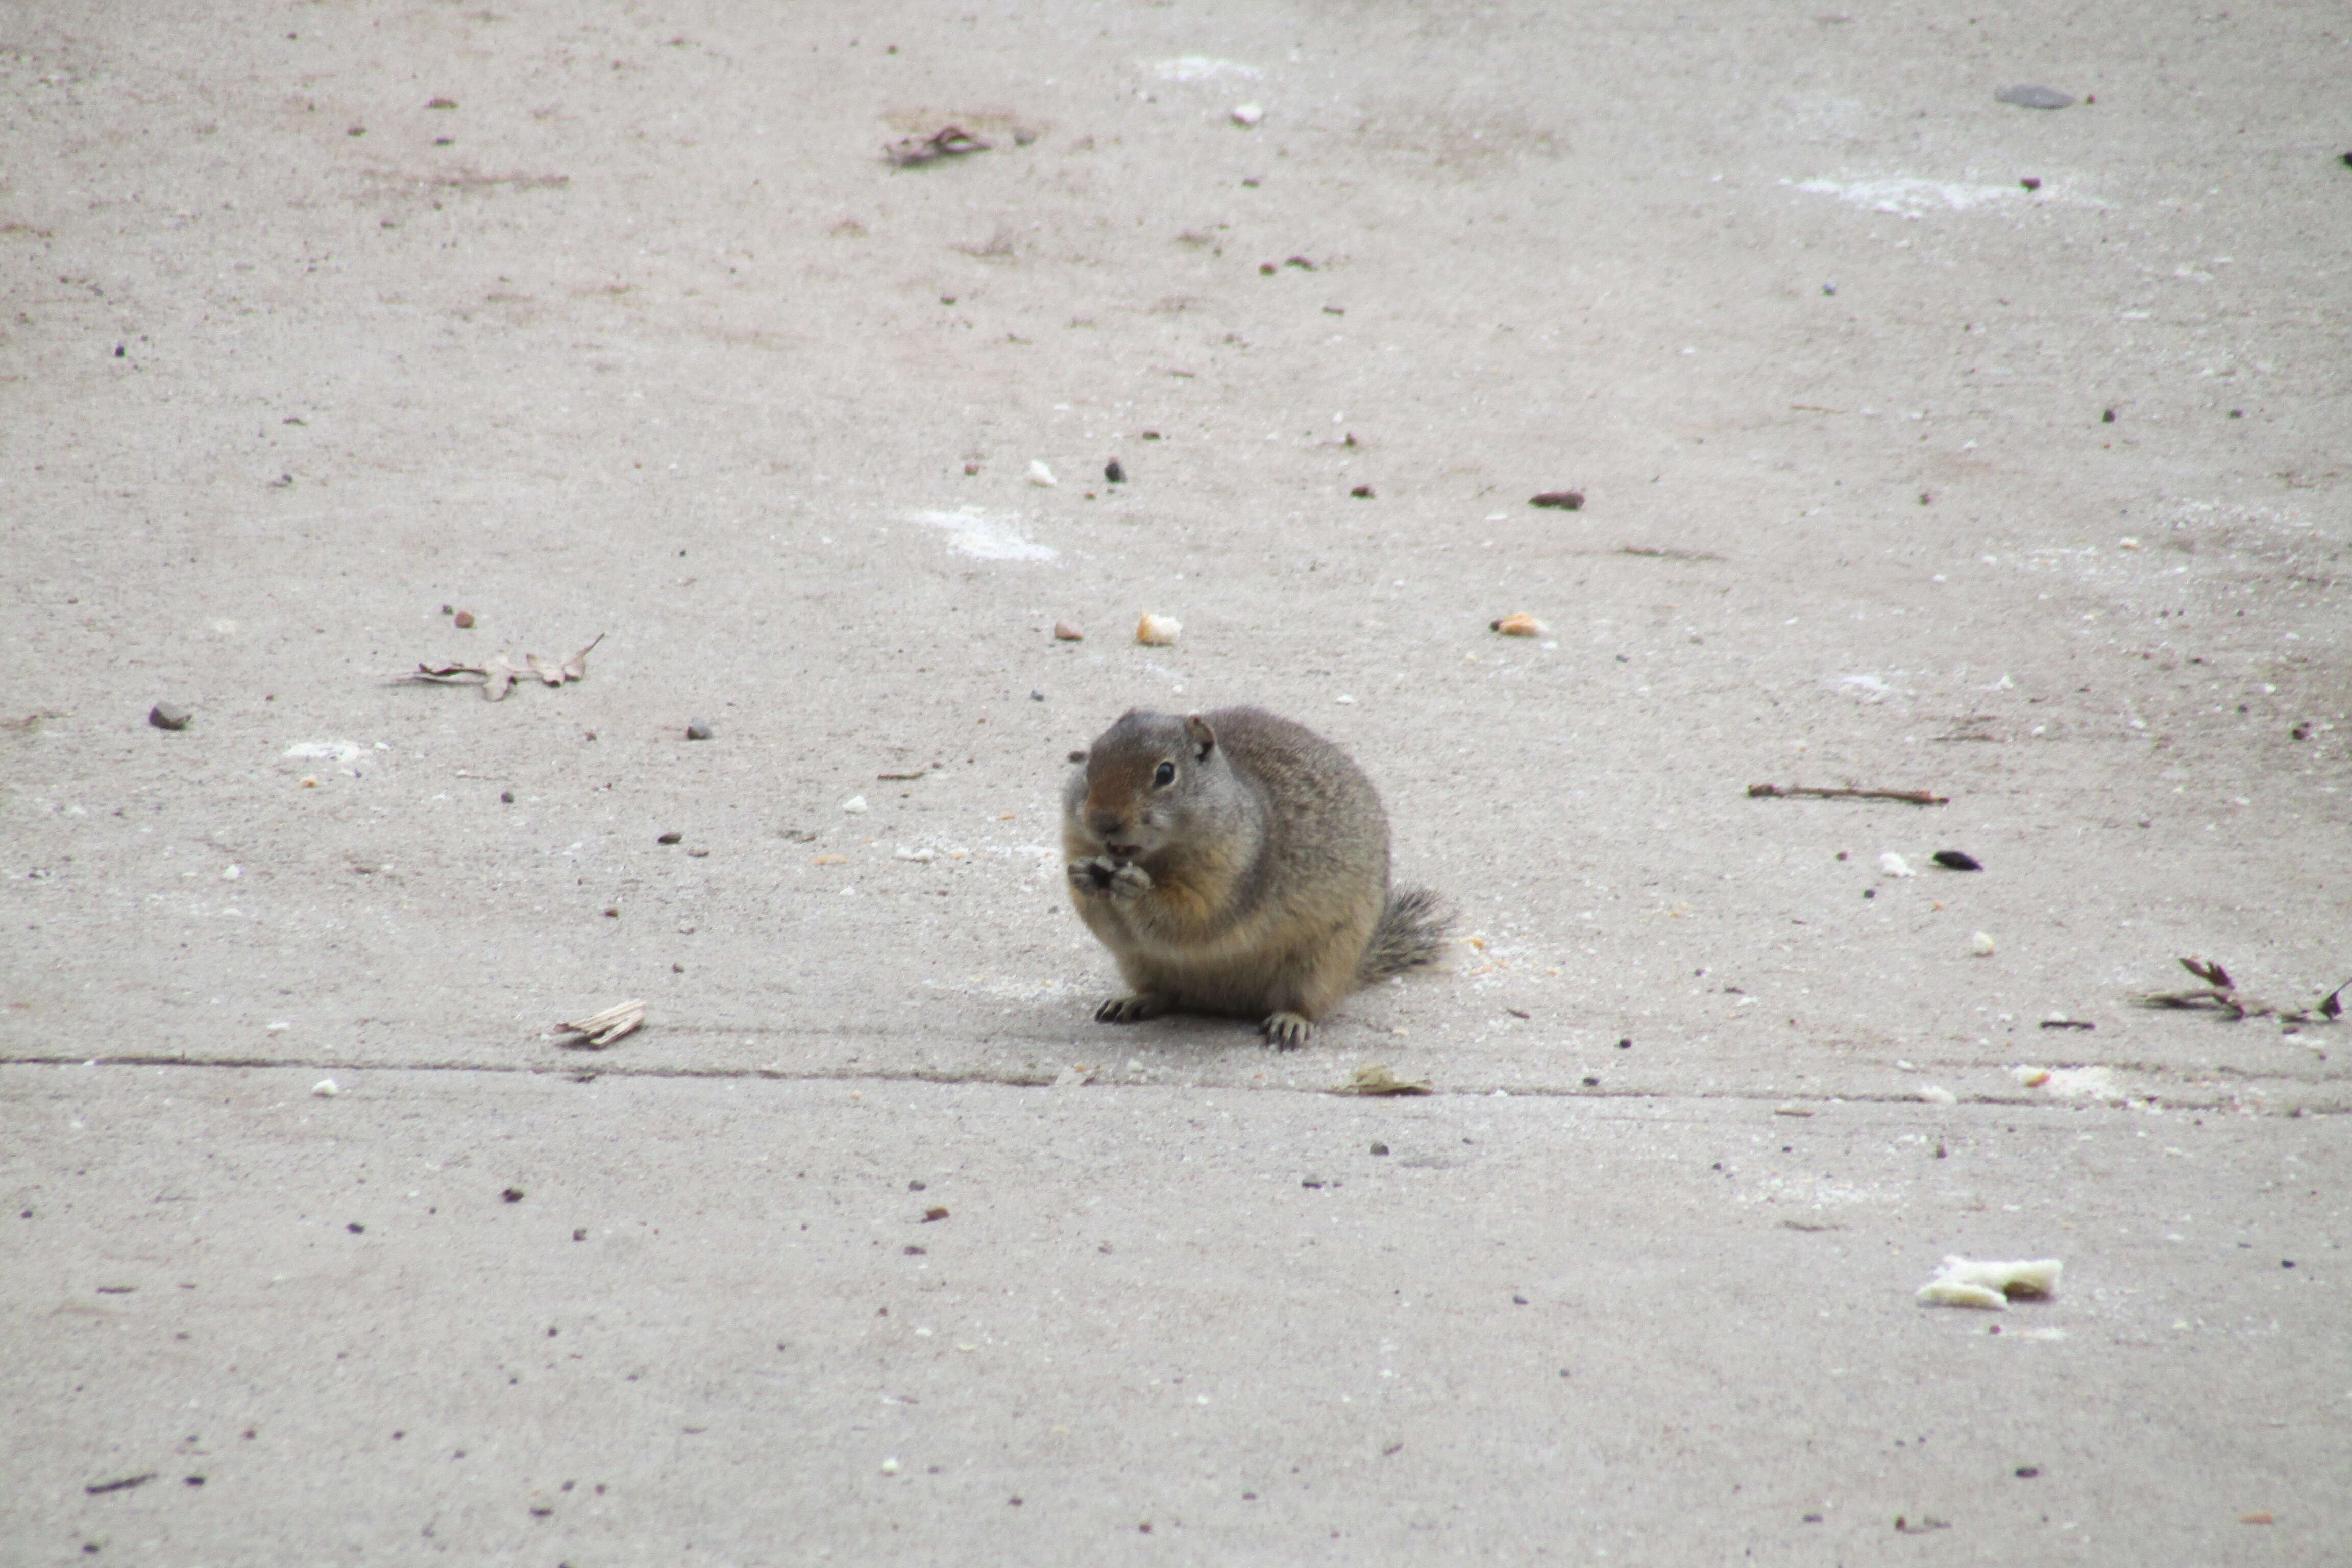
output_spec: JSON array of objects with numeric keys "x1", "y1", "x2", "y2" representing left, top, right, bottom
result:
[
  {"x1": 1182, "y1": 712, "x2": 1216, "y2": 759},
  {"x1": 1066, "y1": 749, "x2": 1087, "y2": 765}
]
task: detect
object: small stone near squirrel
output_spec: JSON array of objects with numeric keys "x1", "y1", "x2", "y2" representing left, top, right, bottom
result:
[{"x1": 1061, "y1": 706, "x2": 1451, "y2": 1049}]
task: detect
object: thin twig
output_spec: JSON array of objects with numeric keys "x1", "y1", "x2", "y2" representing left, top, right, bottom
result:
[{"x1": 1747, "y1": 783, "x2": 1949, "y2": 806}]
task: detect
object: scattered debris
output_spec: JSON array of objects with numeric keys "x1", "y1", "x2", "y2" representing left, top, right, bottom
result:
[
  {"x1": 1747, "y1": 782, "x2": 1949, "y2": 806},
  {"x1": 877, "y1": 768, "x2": 929, "y2": 781},
  {"x1": 1050, "y1": 1063, "x2": 1095, "y2": 1088},
  {"x1": 1135, "y1": 612, "x2": 1182, "y2": 646},
  {"x1": 1349, "y1": 483, "x2": 1375, "y2": 498},
  {"x1": 1104, "y1": 459, "x2": 1126, "y2": 484},
  {"x1": 1995, "y1": 84, "x2": 2075, "y2": 109},
  {"x1": 2039, "y1": 1018, "x2": 2095, "y2": 1031},
  {"x1": 886, "y1": 125, "x2": 992, "y2": 167},
  {"x1": 405, "y1": 634, "x2": 603, "y2": 702},
  {"x1": 1529, "y1": 491, "x2": 1585, "y2": 510},
  {"x1": 311, "y1": 1078, "x2": 339, "y2": 1097},
  {"x1": 2139, "y1": 957, "x2": 2348, "y2": 1023},
  {"x1": 921, "y1": 1206, "x2": 949, "y2": 1222},
  {"x1": 685, "y1": 719, "x2": 714, "y2": 741},
  {"x1": 1230, "y1": 103, "x2": 1264, "y2": 127},
  {"x1": 1284, "y1": 255, "x2": 1315, "y2": 271},
  {"x1": 1972, "y1": 931, "x2": 1997, "y2": 957},
  {"x1": 1027, "y1": 459, "x2": 1058, "y2": 487},
  {"x1": 553, "y1": 998, "x2": 645, "y2": 1049},
  {"x1": 1878, "y1": 852, "x2": 1916, "y2": 878},
  {"x1": 1932, "y1": 850, "x2": 1982, "y2": 871},
  {"x1": 1331, "y1": 1063, "x2": 1433, "y2": 1096},
  {"x1": 453, "y1": 609, "x2": 476, "y2": 629},
  {"x1": 841, "y1": 794, "x2": 870, "y2": 813},
  {"x1": 1917, "y1": 1255, "x2": 2061, "y2": 1309},
  {"x1": 148, "y1": 702, "x2": 191, "y2": 731},
  {"x1": 1895, "y1": 1516, "x2": 1952, "y2": 1534},
  {"x1": 1915, "y1": 1085, "x2": 1957, "y2": 1105},
  {"x1": 1052, "y1": 621, "x2": 1084, "y2": 641},
  {"x1": 1772, "y1": 1104, "x2": 1815, "y2": 1117},
  {"x1": 1490, "y1": 612, "x2": 1548, "y2": 638}
]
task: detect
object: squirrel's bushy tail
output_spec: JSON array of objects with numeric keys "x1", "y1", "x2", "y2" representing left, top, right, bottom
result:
[{"x1": 1360, "y1": 886, "x2": 1453, "y2": 982}]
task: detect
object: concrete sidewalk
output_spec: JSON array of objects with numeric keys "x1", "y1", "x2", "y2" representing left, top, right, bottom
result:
[
  {"x1": 6, "y1": 1065, "x2": 2343, "y2": 1562},
  {"x1": 4, "y1": 0, "x2": 2348, "y2": 1560}
]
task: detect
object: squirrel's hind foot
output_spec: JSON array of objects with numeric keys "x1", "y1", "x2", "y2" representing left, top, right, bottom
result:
[
  {"x1": 1095, "y1": 993, "x2": 1169, "y2": 1024},
  {"x1": 1260, "y1": 1011, "x2": 1315, "y2": 1051}
]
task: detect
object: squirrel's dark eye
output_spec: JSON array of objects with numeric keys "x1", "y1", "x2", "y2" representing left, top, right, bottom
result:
[{"x1": 1153, "y1": 761, "x2": 1177, "y2": 787}]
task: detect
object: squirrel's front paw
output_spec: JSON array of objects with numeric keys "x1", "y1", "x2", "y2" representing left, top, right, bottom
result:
[{"x1": 1069, "y1": 856, "x2": 1152, "y2": 901}]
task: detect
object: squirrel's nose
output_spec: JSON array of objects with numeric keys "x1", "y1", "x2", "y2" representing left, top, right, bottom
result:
[{"x1": 1088, "y1": 810, "x2": 1126, "y2": 842}]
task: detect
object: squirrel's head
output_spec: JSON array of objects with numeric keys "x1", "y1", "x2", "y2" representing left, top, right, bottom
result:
[{"x1": 1069, "y1": 709, "x2": 1220, "y2": 861}]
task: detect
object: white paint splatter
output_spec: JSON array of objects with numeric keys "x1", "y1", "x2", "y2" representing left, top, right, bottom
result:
[{"x1": 903, "y1": 507, "x2": 1058, "y2": 562}]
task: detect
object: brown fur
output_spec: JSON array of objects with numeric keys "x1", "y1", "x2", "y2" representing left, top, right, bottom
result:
[{"x1": 1061, "y1": 706, "x2": 1450, "y2": 1048}]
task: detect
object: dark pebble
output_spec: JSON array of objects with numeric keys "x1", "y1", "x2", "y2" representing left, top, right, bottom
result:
[
  {"x1": 573, "y1": 1228, "x2": 588, "y2": 1241},
  {"x1": 500, "y1": 791, "x2": 514, "y2": 804},
  {"x1": 2020, "y1": 176, "x2": 2042, "y2": 191},
  {"x1": 657, "y1": 831, "x2": 682, "y2": 844},
  {"x1": 1618, "y1": 1037, "x2": 1632, "y2": 1049},
  {"x1": 1369, "y1": 1142, "x2": 1388, "y2": 1156},
  {"x1": 1931, "y1": 850, "x2": 1982, "y2": 871},
  {"x1": 453, "y1": 609, "x2": 475, "y2": 628},
  {"x1": 1258, "y1": 262, "x2": 1276, "y2": 275},
  {"x1": 1301, "y1": 1176, "x2": 1325, "y2": 1189},
  {"x1": 501, "y1": 1187, "x2": 525, "y2": 1203},
  {"x1": 2102, "y1": 408, "x2": 2116, "y2": 423},
  {"x1": 1030, "y1": 689, "x2": 1045, "y2": 701},
  {"x1": 685, "y1": 720, "x2": 713, "y2": 740},
  {"x1": 347, "y1": 1222, "x2": 364, "y2": 1233},
  {"x1": 1581, "y1": 1076, "x2": 1600, "y2": 1087},
  {"x1": 1995, "y1": 85, "x2": 2074, "y2": 109},
  {"x1": 1529, "y1": 491, "x2": 1584, "y2": 510},
  {"x1": 148, "y1": 703, "x2": 191, "y2": 731},
  {"x1": 1105, "y1": 459, "x2": 1126, "y2": 483},
  {"x1": 1141, "y1": 429, "x2": 1161, "y2": 440},
  {"x1": 2283, "y1": 1260, "x2": 2296, "y2": 1268},
  {"x1": 2015, "y1": 1466, "x2": 2040, "y2": 1478},
  {"x1": 909, "y1": 1180, "x2": 926, "y2": 1191},
  {"x1": 1350, "y1": 484, "x2": 1374, "y2": 498}
]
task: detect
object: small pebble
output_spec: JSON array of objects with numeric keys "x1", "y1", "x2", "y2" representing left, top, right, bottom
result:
[
  {"x1": 1369, "y1": 1142, "x2": 1388, "y2": 1156},
  {"x1": 311, "y1": 1079, "x2": 338, "y2": 1097},
  {"x1": 685, "y1": 720, "x2": 713, "y2": 740},
  {"x1": 1140, "y1": 430, "x2": 1161, "y2": 440},
  {"x1": 1230, "y1": 103, "x2": 1264, "y2": 127},
  {"x1": 1350, "y1": 484, "x2": 1375, "y2": 498},
  {"x1": 1528, "y1": 491, "x2": 1584, "y2": 510},
  {"x1": 453, "y1": 610, "x2": 476, "y2": 628},
  {"x1": 1052, "y1": 621, "x2": 1084, "y2": 641},
  {"x1": 1135, "y1": 613, "x2": 1182, "y2": 647},
  {"x1": 1971, "y1": 930, "x2": 1997, "y2": 957},
  {"x1": 841, "y1": 794, "x2": 869, "y2": 813},
  {"x1": 1931, "y1": 850, "x2": 1982, "y2": 871},
  {"x1": 148, "y1": 703, "x2": 191, "y2": 731},
  {"x1": 499, "y1": 790, "x2": 514, "y2": 804},
  {"x1": 1030, "y1": 689, "x2": 1045, "y2": 702},
  {"x1": 1878, "y1": 852, "x2": 1916, "y2": 878},
  {"x1": 2020, "y1": 176, "x2": 2042, "y2": 191},
  {"x1": 1027, "y1": 460, "x2": 1058, "y2": 487},
  {"x1": 686, "y1": 847, "x2": 709, "y2": 859},
  {"x1": 1105, "y1": 459, "x2": 1126, "y2": 484},
  {"x1": 657, "y1": 831, "x2": 682, "y2": 844},
  {"x1": 1491, "y1": 612, "x2": 1547, "y2": 638}
]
